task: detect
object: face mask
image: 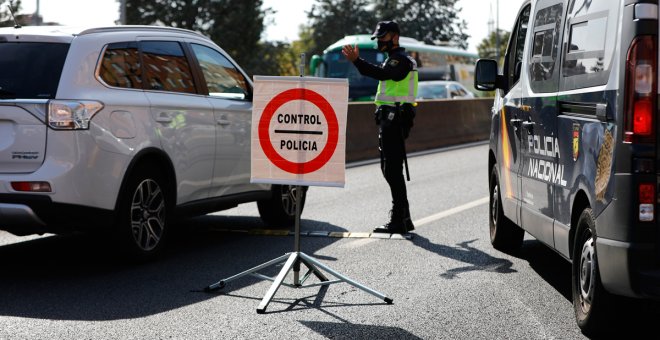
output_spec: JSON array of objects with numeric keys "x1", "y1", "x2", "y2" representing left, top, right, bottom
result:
[{"x1": 377, "y1": 39, "x2": 394, "y2": 52}]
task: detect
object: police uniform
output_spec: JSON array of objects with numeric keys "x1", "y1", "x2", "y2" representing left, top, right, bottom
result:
[{"x1": 350, "y1": 21, "x2": 418, "y2": 233}]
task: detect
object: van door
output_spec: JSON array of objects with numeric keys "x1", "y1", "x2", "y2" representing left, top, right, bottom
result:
[
  {"x1": 520, "y1": 0, "x2": 567, "y2": 247},
  {"x1": 553, "y1": 0, "x2": 620, "y2": 258},
  {"x1": 497, "y1": 3, "x2": 532, "y2": 224}
]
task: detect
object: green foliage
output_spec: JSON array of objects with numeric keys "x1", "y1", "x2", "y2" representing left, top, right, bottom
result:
[
  {"x1": 477, "y1": 29, "x2": 510, "y2": 64},
  {"x1": 0, "y1": 0, "x2": 21, "y2": 27},
  {"x1": 373, "y1": 0, "x2": 469, "y2": 49},
  {"x1": 126, "y1": 0, "x2": 269, "y2": 76},
  {"x1": 301, "y1": 0, "x2": 470, "y2": 58},
  {"x1": 305, "y1": 0, "x2": 377, "y2": 58},
  {"x1": 123, "y1": 0, "x2": 472, "y2": 77}
]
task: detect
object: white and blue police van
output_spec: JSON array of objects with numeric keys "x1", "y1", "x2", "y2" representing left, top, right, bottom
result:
[{"x1": 475, "y1": 0, "x2": 660, "y2": 335}]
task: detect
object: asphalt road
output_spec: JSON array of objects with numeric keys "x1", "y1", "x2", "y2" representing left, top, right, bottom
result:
[{"x1": 0, "y1": 143, "x2": 656, "y2": 339}]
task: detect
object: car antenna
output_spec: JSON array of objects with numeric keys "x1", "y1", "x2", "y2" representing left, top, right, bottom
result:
[{"x1": 5, "y1": 3, "x2": 21, "y2": 29}]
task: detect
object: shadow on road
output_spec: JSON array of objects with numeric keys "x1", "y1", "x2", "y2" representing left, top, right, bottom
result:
[
  {"x1": 291, "y1": 287, "x2": 422, "y2": 339},
  {"x1": 0, "y1": 215, "x2": 347, "y2": 321},
  {"x1": 410, "y1": 234, "x2": 516, "y2": 279}
]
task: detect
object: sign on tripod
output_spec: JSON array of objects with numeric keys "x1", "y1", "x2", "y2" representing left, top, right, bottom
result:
[
  {"x1": 205, "y1": 60, "x2": 391, "y2": 314},
  {"x1": 250, "y1": 76, "x2": 348, "y2": 187}
]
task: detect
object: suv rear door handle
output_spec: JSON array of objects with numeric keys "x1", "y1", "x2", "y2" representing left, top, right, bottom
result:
[
  {"x1": 155, "y1": 112, "x2": 173, "y2": 123},
  {"x1": 216, "y1": 119, "x2": 231, "y2": 126},
  {"x1": 522, "y1": 121, "x2": 535, "y2": 128},
  {"x1": 509, "y1": 118, "x2": 521, "y2": 126}
]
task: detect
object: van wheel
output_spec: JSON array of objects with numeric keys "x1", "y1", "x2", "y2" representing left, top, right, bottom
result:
[
  {"x1": 115, "y1": 166, "x2": 170, "y2": 260},
  {"x1": 257, "y1": 185, "x2": 307, "y2": 227},
  {"x1": 572, "y1": 208, "x2": 614, "y2": 336},
  {"x1": 489, "y1": 166, "x2": 524, "y2": 252}
]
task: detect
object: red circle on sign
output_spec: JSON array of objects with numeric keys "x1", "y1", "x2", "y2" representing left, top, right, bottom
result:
[{"x1": 259, "y1": 88, "x2": 339, "y2": 174}]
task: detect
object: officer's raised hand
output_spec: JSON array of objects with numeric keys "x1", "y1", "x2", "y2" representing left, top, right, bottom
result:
[{"x1": 342, "y1": 44, "x2": 359, "y2": 62}]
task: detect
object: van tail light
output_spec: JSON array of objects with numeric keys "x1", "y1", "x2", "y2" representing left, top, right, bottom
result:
[
  {"x1": 639, "y1": 183, "x2": 655, "y2": 221},
  {"x1": 624, "y1": 36, "x2": 657, "y2": 144}
]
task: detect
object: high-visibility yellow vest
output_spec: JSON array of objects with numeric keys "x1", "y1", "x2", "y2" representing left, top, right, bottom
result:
[{"x1": 375, "y1": 56, "x2": 418, "y2": 106}]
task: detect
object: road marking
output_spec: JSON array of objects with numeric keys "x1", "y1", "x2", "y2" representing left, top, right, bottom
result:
[
  {"x1": 413, "y1": 196, "x2": 489, "y2": 228},
  {"x1": 210, "y1": 197, "x2": 488, "y2": 240}
]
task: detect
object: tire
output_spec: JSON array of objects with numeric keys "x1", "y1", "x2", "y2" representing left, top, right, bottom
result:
[
  {"x1": 257, "y1": 185, "x2": 307, "y2": 227},
  {"x1": 572, "y1": 208, "x2": 614, "y2": 336},
  {"x1": 115, "y1": 165, "x2": 171, "y2": 260},
  {"x1": 489, "y1": 166, "x2": 524, "y2": 252}
]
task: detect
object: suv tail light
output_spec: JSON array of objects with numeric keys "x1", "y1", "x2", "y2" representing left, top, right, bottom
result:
[
  {"x1": 639, "y1": 183, "x2": 655, "y2": 221},
  {"x1": 48, "y1": 100, "x2": 104, "y2": 130},
  {"x1": 11, "y1": 181, "x2": 52, "y2": 192},
  {"x1": 624, "y1": 36, "x2": 657, "y2": 144}
]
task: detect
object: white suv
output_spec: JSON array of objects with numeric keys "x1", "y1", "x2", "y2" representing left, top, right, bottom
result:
[{"x1": 0, "y1": 25, "x2": 305, "y2": 259}]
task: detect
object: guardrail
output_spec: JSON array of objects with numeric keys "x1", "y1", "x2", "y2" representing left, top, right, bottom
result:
[{"x1": 345, "y1": 98, "x2": 494, "y2": 162}]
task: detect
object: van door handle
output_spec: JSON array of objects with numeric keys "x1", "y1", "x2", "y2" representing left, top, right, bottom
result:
[
  {"x1": 216, "y1": 119, "x2": 231, "y2": 126},
  {"x1": 522, "y1": 121, "x2": 535, "y2": 128},
  {"x1": 509, "y1": 118, "x2": 521, "y2": 126}
]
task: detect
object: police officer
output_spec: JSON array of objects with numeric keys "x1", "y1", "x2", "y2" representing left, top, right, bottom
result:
[{"x1": 342, "y1": 20, "x2": 418, "y2": 234}]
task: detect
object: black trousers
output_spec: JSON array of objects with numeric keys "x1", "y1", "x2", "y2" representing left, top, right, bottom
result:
[{"x1": 379, "y1": 124, "x2": 408, "y2": 212}]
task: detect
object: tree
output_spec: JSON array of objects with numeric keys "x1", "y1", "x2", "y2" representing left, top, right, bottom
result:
[
  {"x1": 476, "y1": 29, "x2": 510, "y2": 64},
  {"x1": 125, "y1": 0, "x2": 269, "y2": 76},
  {"x1": 301, "y1": 0, "x2": 470, "y2": 58},
  {"x1": 0, "y1": 0, "x2": 21, "y2": 27},
  {"x1": 303, "y1": 0, "x2": 377, "y2": 57},
  {"x1": 374, "y1": 0, "x2": 469, "y2": 48}
]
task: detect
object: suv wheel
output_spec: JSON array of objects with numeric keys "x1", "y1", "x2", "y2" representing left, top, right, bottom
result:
[
  {"x1": 116, "y1": 166, "x2": 170, "y2": 260},
  {"x1": 257, "y1": 185, "x2": 307, "y2": 227},
  {"x1": 572, "y1": 208, "x2": 614, "y2": 336},
  {"x1": 489, "y1": 166, "x2": 524, "y2": 252}
]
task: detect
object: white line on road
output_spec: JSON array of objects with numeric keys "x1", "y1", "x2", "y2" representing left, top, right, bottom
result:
[{"x1": 413, "y1": 196, "x2": 489, "y2": 228}]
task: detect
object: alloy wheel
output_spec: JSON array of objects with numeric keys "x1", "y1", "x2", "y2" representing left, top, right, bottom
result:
[{"x1": 130, "y1": 179, "x2": 166, "y2": 251}]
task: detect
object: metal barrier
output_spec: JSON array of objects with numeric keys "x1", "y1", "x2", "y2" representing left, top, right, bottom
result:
[{"x1": 345, "y1": 98, "x2": 494, "y2": 162}]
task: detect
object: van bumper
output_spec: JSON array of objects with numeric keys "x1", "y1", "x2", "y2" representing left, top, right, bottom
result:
[
  {"x1": 0, "y1": 194, "x2": 114, "y2": 236},
  {"x1": 597, "y1": 237, "x2": 660, "y2": 299}
]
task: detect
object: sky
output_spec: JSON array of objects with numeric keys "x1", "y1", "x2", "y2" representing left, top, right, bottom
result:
[{"x1": 12, "y1": 0, "x2": 526, "y2": 53}]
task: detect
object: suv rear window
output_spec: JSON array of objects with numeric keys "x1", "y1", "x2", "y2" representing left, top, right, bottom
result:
[{"x1": 0, "y1": 42, "x2": 69, "y2": 99}]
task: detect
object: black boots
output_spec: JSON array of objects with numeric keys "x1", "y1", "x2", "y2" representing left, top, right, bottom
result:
[{"x1": 373, "y1": 207, "x2": 415, "y2": 234}]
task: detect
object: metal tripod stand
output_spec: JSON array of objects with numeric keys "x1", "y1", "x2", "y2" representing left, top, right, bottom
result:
[
  {"x1": 205, "y1": 54, "x2": 392, "y2": 313},
  {"x1": 204, "y1": 185, "x2": 393, "y2": 313}
]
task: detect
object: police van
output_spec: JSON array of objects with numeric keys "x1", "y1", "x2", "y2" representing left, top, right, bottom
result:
[{"x1": 475, "y1": 0, "x2": 660, "y2": 335}]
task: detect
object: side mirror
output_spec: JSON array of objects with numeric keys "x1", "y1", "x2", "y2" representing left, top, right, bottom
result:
[{"x1": 474, "y1": 59, "x2": 501, "y2": 91}]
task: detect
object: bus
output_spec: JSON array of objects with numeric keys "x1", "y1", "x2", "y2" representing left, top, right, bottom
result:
[{"x1": 310, "y1": 34, "x2": 479, "y2": 101}]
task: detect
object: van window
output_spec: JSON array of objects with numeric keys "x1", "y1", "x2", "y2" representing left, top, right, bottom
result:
[
  {"x1": 529, "y1": 1, "x2": 564, "y2": 92},
  {"x1": 0, "y1": 42, "x2": 69, "y2": 99},
  {"x1": 505, "y1": 4, "x2": 531, "y2": 91},
  {"x1": 140, "y1": 41, "x2": 196, "y2": 94},
  {"x1": 99, "y1": 42, "x2": 142, "y2": 89},
  {"x1": 190, "y1": 44, "x2": 250, "y2": 100},
  {"x1": 561, "y1": 0, "x2": 619, "y2": 90}
]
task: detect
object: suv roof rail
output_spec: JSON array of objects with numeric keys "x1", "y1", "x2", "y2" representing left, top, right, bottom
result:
[{"x1": 78, "y1": 25, "x2": 209, "y2": 39}]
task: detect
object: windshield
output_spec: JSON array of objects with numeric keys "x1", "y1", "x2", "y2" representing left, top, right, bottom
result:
[
  {"x1": 0, "y1": 42, "x2": 70, "y2": 99},
  {"x1": 323, "y1": 50, "x2": 385, "y2": 99}
]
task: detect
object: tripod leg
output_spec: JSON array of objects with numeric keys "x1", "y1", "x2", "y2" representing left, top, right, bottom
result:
[
  {"x1": 205, "y1": 253, "x2": 292, "y2": 292},
  {"x1": 299, "y1": 256, "x2": 329, "y2": 283},
  {"x1": 298, "y1": 253, "x2": 393, "y2": 304},
  {"x1": 256, "y1": 252, "x2": 299, "y2": 313}
]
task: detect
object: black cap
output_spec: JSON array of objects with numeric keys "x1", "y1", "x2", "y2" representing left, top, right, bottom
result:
[{"x1": 371, "y1": 21, "x2": 400, "y2": 40}]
